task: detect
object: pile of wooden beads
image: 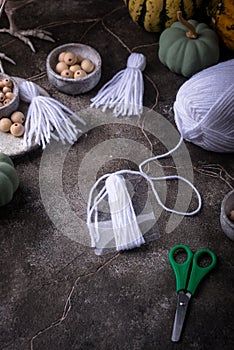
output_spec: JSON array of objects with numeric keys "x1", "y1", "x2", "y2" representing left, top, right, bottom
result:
[
  {"x1": 0, "y1": 111, "x2": 25, "y2": 137},
  {"x1": 55, "y1": 51, "x2": 95, "y2": 79},
  {"x1": 0, "y1": 77, "x2": 15, "y2": 107}
]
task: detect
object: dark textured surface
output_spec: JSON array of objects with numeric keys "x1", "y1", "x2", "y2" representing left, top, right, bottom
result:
[{"x1": 0, "y1": 1, "x2": 234, "y2": 350}]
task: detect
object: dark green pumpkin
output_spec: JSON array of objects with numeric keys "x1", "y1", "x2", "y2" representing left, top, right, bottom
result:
[
  {"x1": 158, "y1": 12, "x2": 220, "y2": 77},
  {"x1": 0, "y1": 153, "x2": 19, "y2": 206}
]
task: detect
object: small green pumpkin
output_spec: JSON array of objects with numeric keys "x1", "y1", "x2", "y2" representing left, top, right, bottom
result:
[
  {"x1": 0, "y1": 153, "x2": 19, "y2": 207},
  {"x1": 158, "y1": 11, "x2": 220, "y2": 77}
]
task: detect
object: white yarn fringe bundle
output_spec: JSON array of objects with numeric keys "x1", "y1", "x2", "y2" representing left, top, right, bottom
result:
[
  {"x1": 90, "y1": 52, "x2": 146, "y2": 117},
  {"x1": 105, "y1": 174, "x2": 145, "y2": 251},
  {"x1": 19, "y1": 81, "x2": 85, "y2": 149},
  {"x1": 87, "y1": 137, "x2": 202, "y2": 254},
  {"x1": 174, "y1": 59, "x2": 234, "y2": 153}
]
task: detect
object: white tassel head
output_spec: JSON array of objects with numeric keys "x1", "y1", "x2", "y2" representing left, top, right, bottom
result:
[
  {"x1": 20, "y1": 80, "x2": 40, "y2": 102},
  {"x1": 126, "y1": 52, "x2": 146, "y2": 71}
]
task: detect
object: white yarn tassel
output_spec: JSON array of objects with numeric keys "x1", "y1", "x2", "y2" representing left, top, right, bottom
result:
[
  {"x1": 87, "y1": 173, "x2": 145, "y2": 252},
  {"x1": 90, "y1": 53, "x2": 146, "y2": 117},
  {"x1": 174, "y1": 59, "x2": 234, "y2": 153},
  {"x1": 19, "y1": 81, "x2": 85, "y2": 149},
  {"x1": 105, "y1": 174, "x2": 145, "y2": 251}
]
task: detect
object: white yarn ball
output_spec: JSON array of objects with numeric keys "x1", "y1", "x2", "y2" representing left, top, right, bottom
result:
[{"x1": 174, "y1": 59, "x2": 234, "y2": 153}]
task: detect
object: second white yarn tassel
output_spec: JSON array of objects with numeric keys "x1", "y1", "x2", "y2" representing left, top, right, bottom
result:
[{"x1": 90, "y1": 53, "x2": 146, "y2": 117}]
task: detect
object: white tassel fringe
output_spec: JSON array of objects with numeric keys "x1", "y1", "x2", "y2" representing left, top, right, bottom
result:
[
  {"x1": 90, "y1": 52, "x2": 146, "y2": 117},
  {"x1": 19, "y1": 81, "x2": 85, "y2": 149},
  {"x1": 105, "y1": 174, "x2": 145, "y2": 251}
]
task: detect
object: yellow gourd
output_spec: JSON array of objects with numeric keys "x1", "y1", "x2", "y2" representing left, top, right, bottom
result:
[{"x1": 206, "y1": 0, "x2": 234, "y2": 50}]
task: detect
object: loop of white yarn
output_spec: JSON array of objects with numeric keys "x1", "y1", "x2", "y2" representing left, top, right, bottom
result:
[
  {"x1": 19, "y1": 81, "x2": 85, "y2": 149},
  {"x1": 90, "y1": 52, "x2": 146, "y2": 117},
  {"x1": 87, "y1": 137, "x2": 202, "y2": 252},
  {"x1": 174, "y1": 59, "x2": 234, "y2": 153}
]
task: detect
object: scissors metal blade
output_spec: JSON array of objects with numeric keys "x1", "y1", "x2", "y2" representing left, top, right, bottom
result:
[{"x1": 171, "y1": 291, "x2": 192, "y2": 342}]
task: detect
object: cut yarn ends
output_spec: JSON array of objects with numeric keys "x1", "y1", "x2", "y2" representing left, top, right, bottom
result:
[
  {"x1": 19, "y1": 81, "x2": 85, "y2": 149},
  {"x1": 90, "y1": 52, "x2": 146, "y2": 117},
  {"x1": 87, "y1": 136, "x2": 202, "y2": 253},
  {"x1": 174, "y1": 59, "x2": 234, "y2": 153}
]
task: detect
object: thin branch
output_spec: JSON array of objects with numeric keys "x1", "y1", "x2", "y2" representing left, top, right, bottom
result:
[
  {"x1": 194, "y1": 163, "x2": 234, "y2": 190},
  {"x1": 132, "y1": 42, "x2": 159, "y2": 52},
  {"x1": 38, "y1": 18, "x2": 101, "y2": 30},
  {"x1": 101, "y1": 19, "x2": 131, "y2": 54},
  {"x1": 29, "y1": 252, "x2": 120, "y2": 350}
]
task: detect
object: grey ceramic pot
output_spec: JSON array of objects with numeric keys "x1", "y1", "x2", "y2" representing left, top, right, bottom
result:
[
  {"x1": 46, "y1": 43, "x2": 102, "y2": 95},
  {"x1": 220, "y1": 189, "x2": 234, "y2": 241}
]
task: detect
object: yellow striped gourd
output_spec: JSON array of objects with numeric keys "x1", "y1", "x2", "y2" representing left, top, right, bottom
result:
[
  {"x1": 206, "y1": 0, "x2": 234, "y2": 51},
  {"x1": 123, "y1": 0, "x2": 203, "y2": 32}
]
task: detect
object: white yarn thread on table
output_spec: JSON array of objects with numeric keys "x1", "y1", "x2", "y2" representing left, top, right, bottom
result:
[
  {"x1": 87, "y1": 136, "x2": 202, "y2": 253},
  {"x1": 19, "y1": 81, "x2": 85, "y2": 149},
  {"x1": 174, "y1": 59, "x2": 234, "y2": 153},
  {"x1": 90, "y1": 52, "x2": 146, "y2": 117}
]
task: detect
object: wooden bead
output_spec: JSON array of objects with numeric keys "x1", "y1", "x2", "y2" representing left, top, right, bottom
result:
[
  {"x1": 0, "y1": 80, "x2": 4, "y2": 88},
  {"x1": 0, "y1": 102, "x2": 3, "y2": 107},
  {"x1": 2, "y1": 86, "x2": 11, "y2": 93},
  {"x1": 74, "y1": 69, "x2": 87, "y2": 79},
  {"x1": 76, "y1": 54, "x2": 83, "y2": 64},
  {"x1": 69, "y1": 64, "x2": 81, "y2": 73},
  {"x1": 0, "y1": 118, "x2": 12, "y2": 132},
  {"x1": 61, "y1": 69, "x2": 74, "y2": 78},
  {"x1": 81, "y1": 59, "x2": 95, "y2": 73},
  {"x1": 229, "y1": 210, "x2": 234, "y2": 221},
  {"x1": 55, "y1": 62, "x2": 68, "y2": 74},
  {"x1": 2, "y1": 77, "x2": 12, "y2": 87},
  {"x1": 63, "y1": 52, "x2": 77, "y2": 66},
  {"x1": 11, "y1": 111, "x2": 25, "y2": 124},
  {"x1": 0, "y1": 92, "x2": 5, "y2": 102},
  {"x1": 5, "y1": 92, "x2": 14, "y2": 100},
  {"x1": 10, "y1": 123, "x2": 24, "y2": 137},
  {"x1": 58, "y1": 52, "x2": 66, "y2": 62},
  {"x1": 3, "y1": 98, "x2": 11, "y2": 105}
]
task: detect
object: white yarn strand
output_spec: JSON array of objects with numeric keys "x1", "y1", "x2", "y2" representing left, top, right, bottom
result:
[
  {"x1": 174, "y1": 59, "x2": 234, "y2": 153},
  {"x1": 90, "y1": 53, "x2": 146, "y2": 117},
  {"x1": 19, "y1": 81, "x2": 85, "y2": 149}
]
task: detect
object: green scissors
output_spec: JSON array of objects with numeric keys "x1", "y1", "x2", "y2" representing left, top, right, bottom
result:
[{"x1": 168, "y1": 244, "x2": 217, "y2": 342}]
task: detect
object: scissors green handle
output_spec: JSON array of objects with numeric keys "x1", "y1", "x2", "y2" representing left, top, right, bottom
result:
[{"x1": 169, "y1": 245, "x2": 217, "y2": 295}]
